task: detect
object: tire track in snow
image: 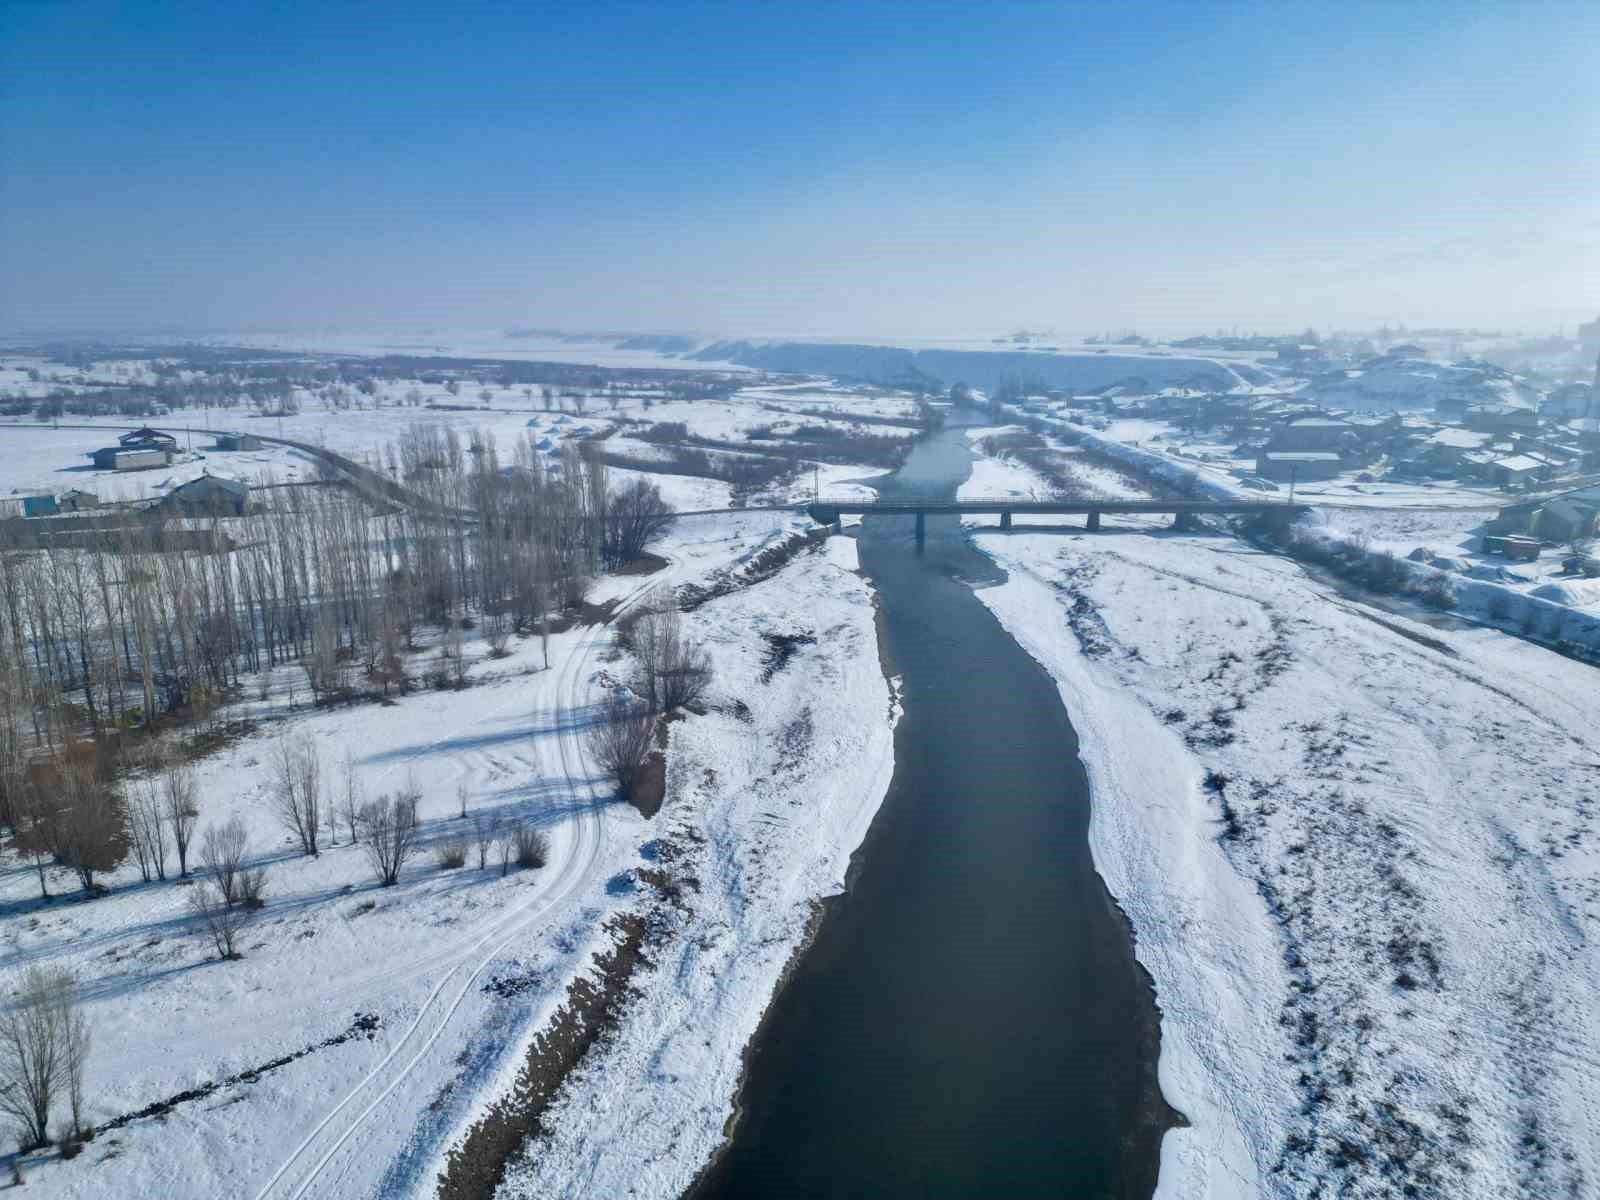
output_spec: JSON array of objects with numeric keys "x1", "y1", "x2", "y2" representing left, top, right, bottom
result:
[{"x1": 252, "y1": 566, "x2": 674, "y2": 1200}]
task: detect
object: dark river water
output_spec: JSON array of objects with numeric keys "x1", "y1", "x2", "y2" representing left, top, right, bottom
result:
[{"x1": 691, "y1": 426, "x2": 1178, "y2": 1199}]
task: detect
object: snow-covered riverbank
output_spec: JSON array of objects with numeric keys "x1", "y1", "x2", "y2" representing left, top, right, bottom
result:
[
  {"x1": 498, "y1": 534, "x2": 898, "y2": 1198},
  {"x1": 961, "y1": 440, "x2": 1600, "y2": 1197}
]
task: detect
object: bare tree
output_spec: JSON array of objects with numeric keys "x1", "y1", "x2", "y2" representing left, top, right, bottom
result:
[
  {"x1": 601, "y1": 479, "x2": 673, "y2": 568},
  {"x1": 269, "y1": 732, "x2": 321, "y2": 855},
  {"x1": 0, "y1": 966, "x2": 76, "y2": 1149},
  {"x1": 62, "y1": 984, "x2": 89, "y2": 1140},
  {"x1": 629, "y1": 593, "x2": 710, "y2": 712},
  {"x1": 162, "y1": 765, "x2": 200, "y2": 877},
  {"x1": 339, "y1": 751, "x2": 364, "y2": 844},
  {"x1": 55, "y1": 758, "x2": 120, "y2": 894},
  {"x1": 189, "y1": 879, "x2": 248, "y2": 960},
  {"x1": 471, "y1": 811, "x2": 499, "y2": 869},
  {"x1": 361, "y1": 793, "x2": 420, "y2": 885},
  {"x1": 127, "y1": 778, "x2": 168, "y2": 882},
  {"x1": 199, "y1": 816, "x2": 249, "y2": 907},
  {"x1": 586, "y1": 695, "x2": 656, "y2": 803}
]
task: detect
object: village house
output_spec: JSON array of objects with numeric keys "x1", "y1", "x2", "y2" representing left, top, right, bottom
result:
[
  {"x1": 1464, "y1": 403, "x2": 1539, "y2": 435},
  {"x1": 1486, "y1": 484, "x2": 1600, "y2": 544},
  {"x1": 213, "y1": 432, "x2": 264, "y2": 451},
  {"x1": 88, "y1": 426, "x2": 179, "y2": 471},
  {"x1": 1255, "y1": 450, "x2": 1343, "y2": 483},
  {"x1": 160, "y1": 474, "x2": 250, "y2": 516}
]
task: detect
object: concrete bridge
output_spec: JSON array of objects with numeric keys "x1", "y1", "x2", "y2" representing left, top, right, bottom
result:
[{"x1": 804, "y1": 497, "x2": 1308, "y2": 547}]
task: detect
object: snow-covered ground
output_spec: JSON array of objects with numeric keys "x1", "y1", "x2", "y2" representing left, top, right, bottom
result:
[
  {"x1": 972, "y1": 526, "x2": 1600, "y2": 1199},
  {"x1": 951, "y1": 427, "x2": 1600, "y2": 1197},
  {"x1": 499, "y1": 535, "x2": 897, "y2": 1197},
  {"x1": 3, "y1": 503, "x2": 897, "y2": 1199}
]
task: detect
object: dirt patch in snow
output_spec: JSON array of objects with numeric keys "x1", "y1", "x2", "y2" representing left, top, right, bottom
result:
[{"x1": 437, "y1": 914, "x2": 650, "y2": 1200}]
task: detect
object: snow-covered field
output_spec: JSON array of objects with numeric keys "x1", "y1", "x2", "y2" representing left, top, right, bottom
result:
[
  {"x1": 2, "y1": 504, "x2": 896, "y2": 1199},
  {"x1": 972, "y1": 527, "x2": 1600, "y2": 1198},
  {"x1": 951, "y1": 426, "x2": 1600, "y2": 1197}
]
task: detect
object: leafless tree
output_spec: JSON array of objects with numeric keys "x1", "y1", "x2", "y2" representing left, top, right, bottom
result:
[
  {"x1": 270, "y1": 732, "x2": 321, "y2": 855},
  {"x1": 457, "y1": 781, "x2": 469, "y2": 820},
  {"x1": 629, "y1": 593, "x2": 711, "y2": 712},
  {"x1": 127, "y1": 777, "x2": 168, "y2": 882},
  {"x1": 586, "y1": 695, "x2": 656, "y2": 803},
  {"x1": 339, "y1": 751, "x2": 363, "y2": 843},
  {"x1": 200, "y1": 816, "x2": 249, "y2": 907},
  {"x1": 189, "y1": 879, "x2": 248, "y2": 960},
  {"x1": 55, "y1": 758, "x2": 120, "y2": 894},
  {"x1": 163, "y1": 765, "x2": 200, "y2": 877},
  {"x1": 361, "y1": 793, "x2": 420, "y2": 886},
  {"x1": 0, "y1": 966, "x2": 80, "y2": 1149},
  {"x1": 601, "y1": 479, "x2": 674, "y2": 568},
  {"x1": 472, "y1": 812, "x2": 500, "y2": 869},
  {"x1": 62, "y1": 986, "x2": 89, "y2": 1140}
]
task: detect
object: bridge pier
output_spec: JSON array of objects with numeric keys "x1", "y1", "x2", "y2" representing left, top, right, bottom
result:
[
  {"x1": 1171, "y1": 511, "x2": 1197, "y2": 532},
  {"x1": 1000, "y1": 510, "x2": 1012, "y2": 530},
  {"x1": 914, "y1": 511, "x2": 926, "y2": 550},
  {"x1": 1086, "y1": 510, "x2": 1100, "y2": 532}
]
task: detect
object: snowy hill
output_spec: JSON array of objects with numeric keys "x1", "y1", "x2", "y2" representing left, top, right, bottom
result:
[{"x1": 1310, "y1": 356, "x2": 1542, "y2": 413}]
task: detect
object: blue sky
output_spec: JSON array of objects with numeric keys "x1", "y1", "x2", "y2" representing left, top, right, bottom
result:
[{"x1": 2, "y1": 1, "x2": 1596, "y2": 337}]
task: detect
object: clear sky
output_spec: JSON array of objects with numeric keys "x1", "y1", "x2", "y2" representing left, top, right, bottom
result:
[{"x1": 2, "y1": 1, "x2": 1596, "y2": 339}]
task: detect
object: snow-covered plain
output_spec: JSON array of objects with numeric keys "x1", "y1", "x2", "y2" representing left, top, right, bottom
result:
[
  {"x1": 2, "y1": 494, "x2": 897, "y2": 1198},
  {"x1": 957, "y1": 431, "x2": 1600, "y2": 1198}
]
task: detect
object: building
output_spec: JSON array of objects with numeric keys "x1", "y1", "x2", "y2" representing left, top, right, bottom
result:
[
  {"x1": 1255, "y1": 450, "x2": 1342, "y2": 482},
  {"x1": 22, "y1": 495, "x2": 59, "y2": 517},
  {"x1": 1486, "y1": 484, "x2": 1600, "y2": 543},
  {"x1": 89, "y1": 446, "x2": 172, "y2": 471},
  {"x1": 1464, "y1": 403, "x2": 1539, "y2": 434},
  {"x1": 161, "y1": 474, "x2": 250, "y2": 516},
  {"x1": 1580, "y1": 317, "x2": 1600, "y2": 359},
  {"x1": 1486, "y1": 455, "x2": 1547, "y2": 488},
  {"x1": 57, "y1": 489, "x2": 99, "y2": 512},
  {"x1": 213, "y1": 432, "x2": 264, "y2": 451},
  {"x1": 120, "y1": 427, "x2": 179, "y2": 452},
  {"x1": 1268, "y1": 415, "x2": 1358, "y2": 452}
]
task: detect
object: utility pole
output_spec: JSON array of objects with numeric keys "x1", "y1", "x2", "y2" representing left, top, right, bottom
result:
[
  {"x1": 1288, "y1": 464, "x2": 1298, "y2": 505},
  {"x1": 813, "y1": 463, "x2": 819, "y2": 502}
]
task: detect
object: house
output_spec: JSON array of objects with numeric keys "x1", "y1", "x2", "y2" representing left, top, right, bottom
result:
[
  {"x1": 1487, "y1": 455, "x2": 1547, "y2": 488},
  {"x1": 161, "y1": 474, "x2": 250, "y2": 516},
  {"x1": 212, "y1": 432, "x2": 263, "y2": 451},
  {"x1": 1464, "y1": 403, "x2": 1539, "y2": 434},
  {"x1": 1255, "y1": 450, "x2": 1342, "y2": 482},
  {"x1": 57, "y1": 489, "x2": 98, "y2": 512},
  {"x1": 1543, "y1": 383, "x2": 1592, "y2": 421},
  {"x1": 89, "y1": 446, "x2": 172, "y2": 471},
  {"x1": 120, "y1": 427, "x2": 178, "y2": 451},
  {"x1": 1268, "y1": 415, "x2": 1358, "y2": 453},
  {"x1": 0, "y1": 497, "x2": 27, "y2": 518},
  {"x1": 22, "y1": 495, "x2": 59, "y2": 518},
  {"x1": 1486, "y1": 485, "x2": 1600, "y2": 542}
]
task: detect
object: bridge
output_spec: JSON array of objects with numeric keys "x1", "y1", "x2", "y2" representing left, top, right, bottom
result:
[{"x1": 804, "y1": 497, "x2": 1307, "y2": 547}]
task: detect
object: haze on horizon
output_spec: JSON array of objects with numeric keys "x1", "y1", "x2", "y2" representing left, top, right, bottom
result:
[{"x1": 2, "y1": 1, "x2": 1596, "y2": 341}]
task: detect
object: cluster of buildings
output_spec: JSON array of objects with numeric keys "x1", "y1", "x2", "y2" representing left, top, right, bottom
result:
[
  {"x1": 0, "y1": 428, "x2": 258, "y2": 522},
  {"x1": 1072, "y1": 355, "x2": 1600, "y2": 492}
]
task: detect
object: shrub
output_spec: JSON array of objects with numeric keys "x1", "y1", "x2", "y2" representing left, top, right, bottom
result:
[
  {"x1": 238, "y1": 865, "x2": 269, "y2": 910},
  {"x1": 435, "y1": 841, "x2": 467, "y2": 869},
  {"x1": 1416, "y1": 574, "x2": 1456, "y2": 611},
  {"x1": 58, "y1": 1136, "x2": 82, "y2": 1160},
  {"x1": 513, "y1": 826, "x2": 549, "y2": 869}
]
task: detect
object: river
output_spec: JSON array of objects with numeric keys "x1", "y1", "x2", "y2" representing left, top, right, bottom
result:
[{"x1": 691, "y1": 425, "x2": 1177, "y2": 1198}]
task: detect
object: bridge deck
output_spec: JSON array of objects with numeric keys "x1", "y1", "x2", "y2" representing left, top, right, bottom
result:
[{"x1": 807, "y1": 497, "x2": 1297, "y2": 516}]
